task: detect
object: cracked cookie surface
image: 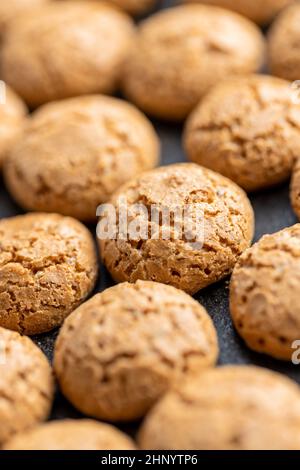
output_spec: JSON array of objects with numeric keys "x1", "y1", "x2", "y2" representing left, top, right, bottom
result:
[
  {"x1": 0, "y1": 212, "x2": 97, "y2": 335},
  {"x1": 268, "y1": 3, "x2": 300, "y2": 82},
  {"x1": 4, "y1": 95, "x2": 159, "y2": 221},
  {"x1": 0, "y1": 327, "x2": 54, "y2": 446},
  {"x1": 0, "y1": 1, "x2": 135, "y2": 106},
  {"x1": 54, "y1": 280, "x2": 218, "y2": 421},
  {"x1": 183, "y1": 0, "x2": 293, "y2": 25},
  {"x1": 139, "y1": 366, "x2": 300, "y2": 450},
  {"x1": 0, "y1": 85, "x2": 27, "y2": 170},
  {"x1": 122, "y1": 4, "x2": 264, "y2": 120},
  {"x1": 184, "y1": 75, "x2": 300, "y2": 191},
  {"x1": 4, "y1": 419, "x2": 136, "y2": 450},
  {"x1": 230, "y1": 225, "x2": 300, "y2": 360},
  {"x1": 109, "y1": 0, "x2": 157, "y2": 16},
  {"x1": 99, "y1": 163, "x2": 254, "y2": 295}
]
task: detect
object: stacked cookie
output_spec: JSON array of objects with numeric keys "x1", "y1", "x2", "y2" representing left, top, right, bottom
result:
[{"x1": 1, "y1": 0, "x2": 300, "y2": 452}]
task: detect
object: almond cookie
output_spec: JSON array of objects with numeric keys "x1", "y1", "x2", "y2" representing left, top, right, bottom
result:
[
  {"x1": 139, "y1": 366, "x2": 300, "y2": 450},
  {"x1": 291, "y1": 160, "x2": 300, "y2": 219},
  {"x1": 99, "y1": 163, "x2": 254, "y2": 295},
  {"x1": 184, "y1": 75, "x2": 300, "y2": 192},
  {"x1": 122, "y1": 4, "x2": 264, "y2": 120},
  {"x1": 109, "y1": 0, "x2": 157, "y2": 16},
  {"x1": 0, "y1": 84, "x2": 27, "y2": 170},
  {"x1": 54, "y1": 280, "x2": 218, "y2": 422},
  {"x1": 230, "y1": 225, "x2": 300, "y2": 360},
  {"x1": 0, "y1": 0, "x2": 49, "y2": 37},
  {"x1": 0, "y1": 212, "x2": 98, "y2": 335},
  {"x1": 4, "y1": 95, "x2": 159, "y2": 222},
  {"x1": 183, "y1": 1, "x2": 293, "y2": 25},
  {"x1": 268, "y1": 3, "x2": 300, "y2": 82},
  {"x1": 0, "y1": 327, "x2": 54, "y2": 446},
  {"x1": 0, "y1": 1, "x2": 135, "y2": 106},
  {"x1": 4, "y1": 419, "x2": 136, "y2": 450}
]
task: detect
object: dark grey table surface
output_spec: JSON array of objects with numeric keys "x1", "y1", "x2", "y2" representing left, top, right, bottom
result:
[{"x1": 0, "y1": 0, "x2": 299, "y2": 427}]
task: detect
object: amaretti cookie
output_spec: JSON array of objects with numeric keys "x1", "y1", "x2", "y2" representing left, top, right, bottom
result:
[
  {"x1": 0, "y1": 1, "x2": 135, "y2": 106},
  {"x1": 184, "y1": 75, "x2": 300, "y2": 192},
  {"x1": 139, "y1": 366, "x2": 300, "y2": 450},
  {"x1": 291, "y1": 161, "x2": 300, "y2": 219},
  {"x1": 4, "y1": 419, "x2": 136, "y2": 450},
  {"x1": 230, "y1": 225, "x2": 300, "y2": 360},
  {"x1": 0, "y1": 84, "x2": 27, "y2": 170},
  {"x1": 0, "y1": 213, "x2": 97, "y2": 335},
  {"x1": 0, "y1": 0, "x2": 48, "y2": 37},
  {"x1": 4, "y1": 95, "x2": 159, "y2": 221},
  {"x1": 99, "y1": 163, "x2": 254, "y2": 295},
  {"x1": 54, "y1": 281, "x2": 218, "y2": 421},
  {"x1": 0, "y1": 327, "x2": 54, "y2": 446},
  {"x1": 109, "y1": 0, "x2": 157, "y2": 16},
  {"x1": 122, "y1": 4, "x2": 264, "y2": 120},
  {"x1": 268, "y1": 3, "x2": 300, "y2": 82},
  {"x1": 183, "y1": 0, "x2": 293, "y2": 25}
]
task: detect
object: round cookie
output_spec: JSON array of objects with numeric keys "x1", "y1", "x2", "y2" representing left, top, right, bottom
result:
[
  {"x1": 139, "y1": 366, "x2": 300, "y2": 450},
  {"x1": 0, "y1": 212, "x2": 98, "y2": 335},
  {"x1": 0, "y1": 1, "x2": 135, "y2": 106},
  {"x1": 99, "y1": 163, "x2": 254, "y2": 295},
  {"x1": 230, "y1": 225, "x2": 300, "y2": 360},
  {"x1": 0, "y1": 327, "x2": 54, "y2": 446},
  {"x1": 183, "y1": 0, "x2": 293, "y2": 25},
  {"x1": 4, "y1": 95, "x2": 159, "y2": 222},
  {"x1": 0, "y1": 0, "x2": 49, "y2": 37},
  {"x1": 4, "y1": 419, "x2": 136, "y2": 450},
  {"x1": 54, "y1": 280, "x2": 218, "y2": 422},
  {"x1": 122, "y1": 4, "x2": 264, "y2": 120},
  {"x1": 268, "y1": 3, "x2": 300, "y2": 82},
  {"x1": 184, "y1": 75, "x2": 300, "y2": 192},
  {"x1": 0, "y1": 84, "x2": 27, "y2": 170},
  {"x1": 109, "y1": 0, "x2": 157, "y2": 16}
]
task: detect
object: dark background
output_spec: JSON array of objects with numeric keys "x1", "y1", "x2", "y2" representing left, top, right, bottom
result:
[{"x1": 0, "y1": 0, "x2": 299, "y2": 426}]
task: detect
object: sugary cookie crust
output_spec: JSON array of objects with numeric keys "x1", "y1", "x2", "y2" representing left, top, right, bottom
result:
[
  {"x1": 4, "y1": 419, "x2": 136, "y2": 450},
  {"x1": 268, "y1": 3, "x2": 300, "y2": 82},
  {"x1": 4, "y1": 95, "x2": 159, "y2": 221},
  {"x1": 183, "y1": 0, "x2": 293, "y2": 25},
  {"x1": 139, "y1": 366, "x2": 300, "y2": 450},
  {"x1": 100, "y1": 163, "x2": 254, "y2": 295},
  {"x1": 122, "y1": 4, "x2": 264, "y2": 120},
  {"x1": 0, "y1": 327, "x2": 54, "y2": 446},
  {"x1": 230, "y1": 225, "x2": 300, "y2": 360},
  {"x1": 54, "y1": 280, "x2": 218, "y2": 421},
  {"x1": 0, "y1": 212, "x2": 98, "y2": 335},
  {"x1": 1, "y1": 1, "x2": 135, "y2": 106},
  {"x1": 184, "y1": 75, "x2": 300, "y2": 191}
]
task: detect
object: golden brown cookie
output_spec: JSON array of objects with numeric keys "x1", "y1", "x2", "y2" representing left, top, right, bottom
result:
[
  {"x1": 0, "y1": 0, "x2": 49, "y2": 37},
  {"x1": 109, "y1": 0, "x2": 157, "y2": 16},
  {"x1": 230, "y1": 225, "x2": 300, "y2": 360},
  {"x1": 0, "y1": 212, "x2": 98, "y2": 335},
  {"x1": 99, "y1": 163, "x2": 254, "y2": 295},
  {"x1": 4, "y1": 95, "x2": 159, "y2": 221},
  {"x1": 4, "y1": 419, "x2": 136, "y2": 450},
  {"x1": 291, "y1": 160, "x2": 300, "y2": 219},
  {"x1": 139, "y1": 366, "x2": 300, "y2": 450},
  {"x1": 0, "y1": 1, "x2": 135, "y2": 106},
  {"x1": 122, "y1": 4, "x2": 264, "y2": 120},
  {"x1": 0, "y1": 84, "x2": 27, "y2": 170},
  {"x1": 0, "y1": 327, "x2": 54, "y2": 446},
  {"x1": 54, "y1": 280, "x2": 218, "y2": 421},
  {"x1": 183, "y1": 0, "x2": 293, "y2": 25},
  {"x1": 268, "y1": 3, "x2": 300, "y2": 82},
  {"x1": 184, "y1": 75, "x2": 300, "y2": 192}
]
